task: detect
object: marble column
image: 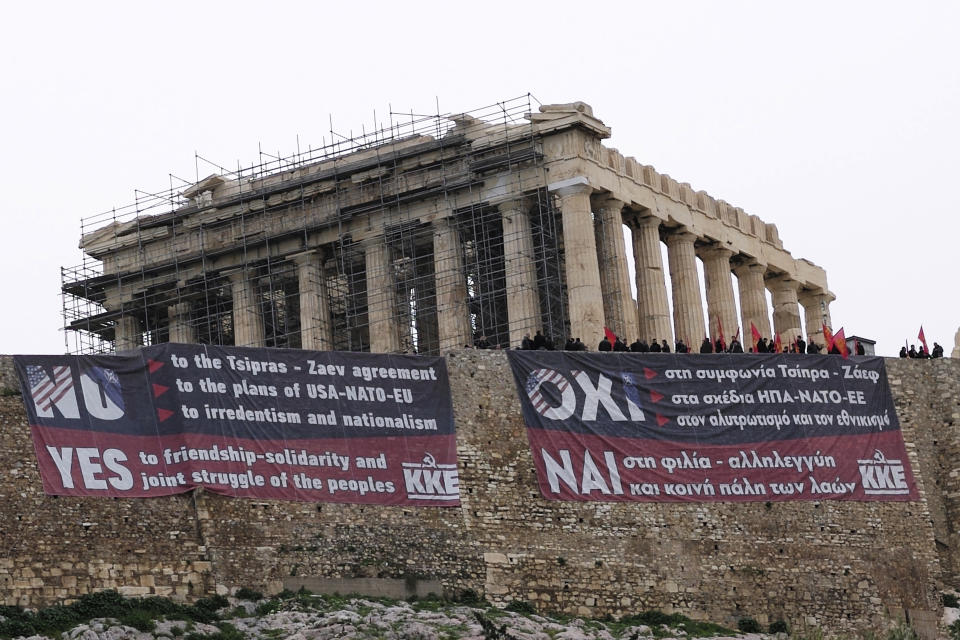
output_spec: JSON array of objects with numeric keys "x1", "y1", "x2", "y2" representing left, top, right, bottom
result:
[
  {"x1": 700, "y1": 246, "x2": 740, "y2": 347},
  {"x1": 413, "y1": 257, "x2": 439, "y2": 354},
  {"x1": 549, "y1": 177, "x2": 605, "y2": 343},
  {"x1": 500, "y1": 198, "x2": 541, "y2": 348},
  {"x1": 734, "y1": 262, "x2": 772, "y2": 346},
  {"x1": 228, "y1": 268, "x2": 265, "y2": 348},
  {"x1": 364, "y1": 238, "x2": 401, "y2": 353},
  {"x1": 594, "y1": 196, "x2": 638, "y2": 341},
  {"x1": 768, "y1": 274, "x2": 804, "y2": 345},
  {"x1": 665, "y1": 230, "x2": 706, "y2": 348},
  {"x1": 292, "y1": 249, "x2": 333, "y2": 351},
  {"x1": 433, "y1": 217, "x2": 472, "y2": 352},
  {"x1": 799, "y1": 290, "x2": 835, "y2": 347},
  {"x1": 114, "y1": 314, "x2": 143, "y2": 352},
  {"x1": 167, "y1": 302, "x2": 196, "y2": 344},
  {"x1": 630, "y1": 215, "x2": 672, "y2": 344}
]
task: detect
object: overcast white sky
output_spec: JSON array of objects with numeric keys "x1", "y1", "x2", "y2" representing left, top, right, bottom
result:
[{"x1": 1, "y1": 1, "x2": 957, "y2": 356}]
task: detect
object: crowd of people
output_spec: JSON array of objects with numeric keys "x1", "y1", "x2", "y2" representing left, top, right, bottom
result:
[
  {"x1": 511, "y1": 331, "x2": 854, "y2": 355},
  {"x1": 899, "y1": 343, "x2": 945, "y2": 358},
  {"x1": 477, "y1": 330, "x2": 946, "y2": 357}
]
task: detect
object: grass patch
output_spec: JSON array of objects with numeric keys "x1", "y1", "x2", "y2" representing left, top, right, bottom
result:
[
  {"x1": 608, "y1": 610, "x2": 736, "y2": 638},
  {"x1": 411, "y1": 593, "x2": 449, "y2": 612}
]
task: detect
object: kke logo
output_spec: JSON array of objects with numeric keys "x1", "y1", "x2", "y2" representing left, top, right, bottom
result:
[
  {"x1": 858, "y1": 449, "x2": 910, "y2": 495},
  {"x1": 402, "y1": 452, "x2": 459, "y2": 501},
  {"x1": 25, "y1": 364, "x2": 125, "y2": 421}
]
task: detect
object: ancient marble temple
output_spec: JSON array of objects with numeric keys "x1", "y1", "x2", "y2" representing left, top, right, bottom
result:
[{"x1": 62, "y1": 98, "x2": 833, "y2": 355}]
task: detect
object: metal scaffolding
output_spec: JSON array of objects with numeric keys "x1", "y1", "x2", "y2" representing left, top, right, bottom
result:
[{"x1": 62, "y1": 95, "x2": 570, "y2": 355}]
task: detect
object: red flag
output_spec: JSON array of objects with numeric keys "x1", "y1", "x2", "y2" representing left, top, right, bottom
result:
[
  {"x1": 918, "y1": 326, "x2": 929, "y2": 356},
  {"x1": 733, "y1": 326, "x2": 741, "y2": 341},
  {"x1": 822, "y1": 323, "x2": 833, "y2": 349},
  {"x1": 774, "y1": 333, "x2": 782, "y2": 354},
  {"x1": 717, "y1": 317, "x2": 727, "y2": 352},
  {"x1": 604, "y1": 326, "x2": 617, "y2": 346},
  {"x1": 750, "y1": 322, "x2": 761, "y2": 352},
  {"x1": 833, "y1": 327, "x2": 849, "y2": 359}
]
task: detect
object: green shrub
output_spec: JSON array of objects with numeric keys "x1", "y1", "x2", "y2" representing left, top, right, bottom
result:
[
  {"x1": 454, "y1": 588, "x2": 484, "y2": 605},
  {"x1": 234, "y1": 587, "x2": 263, "y2": 602},
  {"x1": 141, "y1": 595, "x2": 183, "y2": 616},
  {"x1": 948, "y1": 618, "x2": 960, "y2": 640},
  {"x1": 210, "y1": 622, "x2": 245, "y2": 640},
  {"x1": 36, "y1": 604, "x2": 78, "y2": 630},
  {"x1": 120, "y1": 610, "x2": 157, "y2": 632},
  {"x1": 738, "y1": 617, "x2": 761, "y2": 633},
  {"x1": 504, "y1": 600, "x2": 535, "y2": 615},
  {"x1": 0, "y1": 618, "x2": 37, "y2": 638},
  {"x1": 254, "y1": 600, "x2": 281, "y2": 616},
  {"x1": 70, "y1": 589, "x2": 130, "y2": 619},
  {"x1": 194, "y1": 594, "x2": 229, "y2": 613},
  {"x1": 0, "y1": 605, "x2": 28, "y2": 620},
  {"x1": 944, "y1": 593, "x2": 960, "y2": 608},
  {"x1": 769, "y1": 619, "x2": 789, "y2": 634}
]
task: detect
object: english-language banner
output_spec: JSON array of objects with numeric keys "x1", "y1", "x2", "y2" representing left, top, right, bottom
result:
[
  {"x1": 15, "y1": 345, "x2": 459, "y2": 505},
  {"x1": 507, "y1": 351, "x2": 917, "y2": 502}
]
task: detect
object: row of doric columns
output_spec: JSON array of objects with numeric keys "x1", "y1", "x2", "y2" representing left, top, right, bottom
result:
[
  {"x1": 553, "y1": 178, "x2": 834, "y2": 351},
  {"x1": 109, "y1": 183, "x2": 832, "y2": 354}
]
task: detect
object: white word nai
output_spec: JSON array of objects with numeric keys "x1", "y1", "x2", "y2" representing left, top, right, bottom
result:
[{"x1": 541, "y1": 448, "x2": 624, "y2": 496}]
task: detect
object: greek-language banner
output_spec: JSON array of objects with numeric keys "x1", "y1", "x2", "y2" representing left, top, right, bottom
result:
[
  {"x1": 14, "y1": 345, "x2": 459, "y2": 505},
  {"x1": 507, "y1": 351, "x2": 917, "y2": 502}
]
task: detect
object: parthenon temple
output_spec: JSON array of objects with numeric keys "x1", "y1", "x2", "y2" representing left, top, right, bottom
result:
[{"x1": 62, "y1": 96, "x2": 834, "y2": 355}]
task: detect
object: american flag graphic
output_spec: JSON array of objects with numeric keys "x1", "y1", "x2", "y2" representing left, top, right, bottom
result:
[
  {"x1": 525, "y1": 368, "x2": 570, "y2": 416},
  {"x1": 26, "y1": 365, "x2": 74, "y2": 413}
]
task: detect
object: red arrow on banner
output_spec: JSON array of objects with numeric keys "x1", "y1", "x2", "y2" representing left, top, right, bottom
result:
[
  {"x1": 152, "y1": 383, "x2": 169, "y2": 398},
  {"x1": 148, "y1": 359, "x2": 164, "y2": 374},
  {"x1": 656, "y1": 414, "x2": 669, "y2": 427},
  {"x1": 156, "y1": 408, "x2": 175, "y2": 422},
  {"x1": 643, "y1": 367, "x2": 657, "y2": 380},
  {"x1": 650, "y1": 390, "x2": 664, "y2": 403}
]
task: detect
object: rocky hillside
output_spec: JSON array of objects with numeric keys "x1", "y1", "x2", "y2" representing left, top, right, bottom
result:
[{"x1": 0, "y1": 589, "x2": 771, "y2": 640}]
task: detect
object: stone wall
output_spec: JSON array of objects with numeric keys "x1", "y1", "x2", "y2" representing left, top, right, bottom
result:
[{"x1": 1, "y1": 353, "x2": 958, "y2": 634}]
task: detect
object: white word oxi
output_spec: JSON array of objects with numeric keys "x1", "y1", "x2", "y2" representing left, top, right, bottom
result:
[{"x1": 525, "y1": 369, "x2": 645, "y2": 422}]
